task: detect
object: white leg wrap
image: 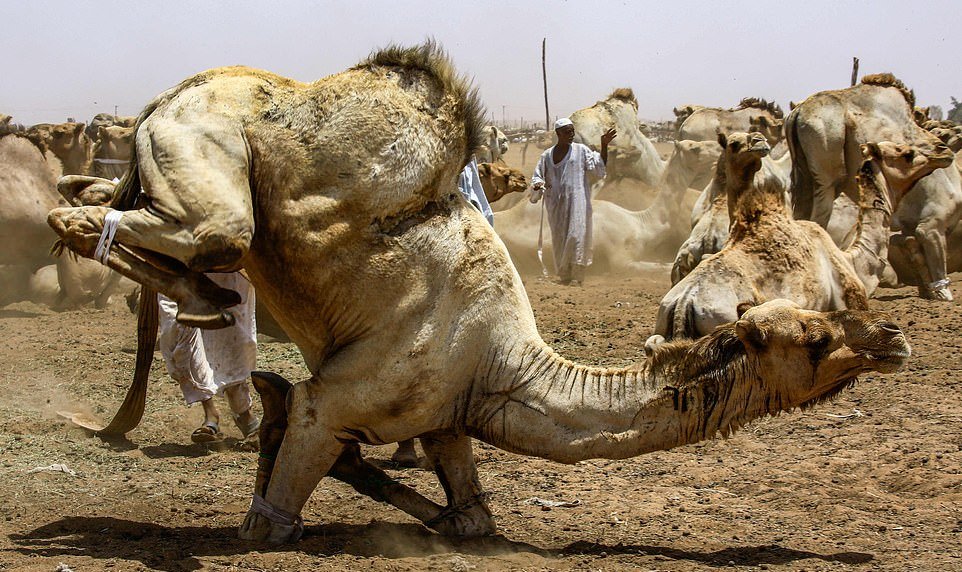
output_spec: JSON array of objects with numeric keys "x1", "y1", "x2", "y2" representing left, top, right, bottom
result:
[{"x1": 93, "y1": 209, "x2": 124, "y2": 265}]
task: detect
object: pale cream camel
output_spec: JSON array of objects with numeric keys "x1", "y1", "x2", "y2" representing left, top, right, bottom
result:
[
  {"x1": 677, "y1": 97, "x2": 784, "y2": 145},
  {"x1": 654, "y1": 142, "x2": 944, "y2": 340},
  {"x1": 571, "y1": 88, "x2": 665, "y2": 188},
  {"x1": 497, "y1": 140, "x2": 718, "y2": 276},
  {"x1": 477, "y1": 126, "x2": 508, "y2": 163},
  {"x1": 91, "y1": 125, "x2": 134, "y2": 180},
  {"x1": 85, "y1": 112, "x2": 137, "y2": 142},
  {"x1": 672, "y1": 132, "x2": 791, "y2": 284},
  {"x1": 787, "y1": 73, "x2": 956, "y2": 299},
  {"x1": 46, "y1": 44, "x2": 912, "y2": 545}
]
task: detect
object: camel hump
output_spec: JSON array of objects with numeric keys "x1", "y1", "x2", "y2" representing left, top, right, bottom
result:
[
  {"x1": 861, "y1": 73, "x2": 916, "y2": 108},
  {"x1": 736, "y1": 97, "x2": 784, "y2": 119},
  {"x1": 353, "y1": 42, "x2": 486, "y2": 163},
  {"x1": 607, "y1": 87, "x2": 638, "y2": 107}
]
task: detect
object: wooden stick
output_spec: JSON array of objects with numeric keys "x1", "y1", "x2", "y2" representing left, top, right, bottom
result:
[
  {"x1": 542, "y1": 38, "x2": 550, "y2": 131},
  {"x1": 851, "y1": 57, "x2": 859, "y2": 87}
]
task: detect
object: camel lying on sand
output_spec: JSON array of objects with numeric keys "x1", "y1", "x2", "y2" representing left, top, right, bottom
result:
[
  {"x1": 655, "y1": 141, "x2": 945, "y2": 340},
  {"x1": 497, "y1": 140, "x2": 718, "y2": 276},
  {"x1": 787, "y1": 74, "x2": 956, "y2": 300},
  {"x1": 671, "y1": 132, "x2": 791, "y2": 284},
  {"x1": 46, "y1": 44, "x2": 912, "y2": 545}
]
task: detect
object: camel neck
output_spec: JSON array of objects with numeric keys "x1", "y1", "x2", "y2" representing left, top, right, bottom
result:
[
  {"x1": 471, "y1": 332, "x2": 788, "y2": 464},
  {"x1": 845, "y1": 166, "x2": 893, "y2": 296}
]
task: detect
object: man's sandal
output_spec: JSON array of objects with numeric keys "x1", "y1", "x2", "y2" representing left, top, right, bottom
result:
[{"x1": 191, "y1": 421, "x2": 223, "y2": 443}]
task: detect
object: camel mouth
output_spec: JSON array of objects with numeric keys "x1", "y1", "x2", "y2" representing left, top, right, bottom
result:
[
  {"x1": 749, "y1": 141, "x2": 771, "y2": 156},
  {"x1": 858, "y1": 348, "x2": 911, "y2": 373}
]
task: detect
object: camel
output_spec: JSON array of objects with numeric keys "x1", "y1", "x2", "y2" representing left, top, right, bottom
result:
[
  {"x1": 476, "y1": 162, "x2": 526, "y2": 204},
  {"x1": 45, "y1": 43, "x2": 913, "y2": 545},
  {"x1": 787, "y1": 74, "x2": 958, "y2": 299},
  {"x1": 21, "y1": 122, "x2": 92, "y2": 176},
  {"x1": 477, "y1": 126, "x2": 508, "y2": 163},
  {"x1": 0, "y1": 113, "x2": 25, "y2": 137},
  {"x1": 91, "y1": 125, "x2": 134, "y2": 180},
  {"x1": 497, "y1": 140, "x2": 720, "y2": 277},
  {"x1": 0, "y1": 134, "x2": 120, "y2": 308},
  {"x1": 85, "y1": 112, "x2": 137, "y2": 142},
  {"x1": 677, "y1": 98, "x2": 784, "y2": 145},
  {"x1": 672, "y1": 104, "x2": 704, "y2": 137},
  {"x1": 571, "y1": 88, "x2": 665, "y2": 188},
  {"x1": 654, "y1": 141, "x2": 944, "y2": 340},
  {"x1": 671, "y1": 132, "x2": 791, "y2": 284}
]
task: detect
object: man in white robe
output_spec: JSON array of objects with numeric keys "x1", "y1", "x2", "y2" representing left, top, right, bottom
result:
[
  {"x1": 158, "y1": 271, "x2": 259, "y2": 443},
  {"x1": 530, "y1": 118, "x2": 616, "y2": 285}
]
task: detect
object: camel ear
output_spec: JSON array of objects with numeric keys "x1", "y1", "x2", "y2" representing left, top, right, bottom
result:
[
  {"x1": 736, "y1": 302, "x2": 755, "y2": 318},
  {"x1": 735, "y1": 319, "x2": 767, "y2": 350},
  {"x1": 717, "y1": 132, "x2": 728, "y2": 149},
  {"x1": 860, "y1": 142, "x2": 880, "y2": 159},
  {"x1": 476, "y1": 162, "x2": 491, "y2": 177}
]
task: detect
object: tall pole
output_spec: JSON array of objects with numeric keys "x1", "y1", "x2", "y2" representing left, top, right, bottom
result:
[
  {"x1": 851, "y1": 57, "x2": 859, "y2": 87},
  {"x1": 542, "y1": 38, "x2": 550, "y2": 131}
]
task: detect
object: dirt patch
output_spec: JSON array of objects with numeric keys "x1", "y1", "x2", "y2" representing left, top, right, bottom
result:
[{"x1": 1, "y1": 271, "x2": 961, "y2": 571}]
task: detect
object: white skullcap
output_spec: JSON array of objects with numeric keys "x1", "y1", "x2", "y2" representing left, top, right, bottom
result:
[{"x1": 554, "y1": 117, "x2": 573, "y2": 130}]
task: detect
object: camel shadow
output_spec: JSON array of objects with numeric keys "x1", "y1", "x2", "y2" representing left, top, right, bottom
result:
[
  {"x1": 9, "y1": 517, "x2": 547, "y2": 571},
  {"x1": 562, "y1": 540, "x2": 873, "y2": 567}
]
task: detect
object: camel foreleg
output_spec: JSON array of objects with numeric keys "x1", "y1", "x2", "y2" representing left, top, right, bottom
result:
[
  {"x1": 419, "y1": 434, "x2": 497, "y2": 537},
  {"x1": 914, "y1": 224, "x2": 952, "y2": 301},
  {"x1": 48, "y1": 205, "x2": 241, "y2": 328}
]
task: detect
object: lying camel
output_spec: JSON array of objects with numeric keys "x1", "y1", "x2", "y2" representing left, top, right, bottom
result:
[
  {"x1": 45, "y1": 43, "x2": 912, "y2": 545},
  {"x1": 654, "y1": 141, "x2": 944, "y2": 340},
  {"x1": 671, "y1": 132, "x2": 790, "y2": 284},
  {"x1": 497, "y1": 140, "x2": 718, "y2": 276}
]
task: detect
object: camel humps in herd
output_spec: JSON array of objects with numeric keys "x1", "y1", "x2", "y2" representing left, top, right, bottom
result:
[
  {"x1": 671, "y1": 132, "x2": 791, "y2": 284},
  {"x1": 46, "y1": 44, "x2": 912, "y2": 544},
  {"x1": 677, "y1": 97, "x2": 784, "y2": 145},
  {"x1": 497, "y1": 139, "x2": 720, "y2": 276},
  {"x1": 787, "y1": 73, "x2": 957, "y2": 300},
  {"x1": 654, "y1": 140, "x2": 946, "y2": 341}
]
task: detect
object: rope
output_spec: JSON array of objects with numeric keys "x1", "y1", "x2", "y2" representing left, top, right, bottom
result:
[
  {"x1": 928, "y1": 278, "x2": 950, "y2": 291},
  {"x1": 249, "y1": 494, "x2": 303, "y2": 528},
  {"x1": 92, "y1": 157, "x2": 130, "y2": 165},
  {"x1": 93, "y1": 210, "x2": 123, "y2": 265}
]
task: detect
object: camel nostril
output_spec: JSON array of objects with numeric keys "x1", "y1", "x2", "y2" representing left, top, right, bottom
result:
[{"x1": 878, "y1": 322, "x2": 901, "y2": 334}]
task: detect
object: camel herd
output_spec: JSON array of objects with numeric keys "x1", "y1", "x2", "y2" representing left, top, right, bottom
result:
[{"x1": 2, "y1": 42, "x2": 956, "y2": 543}]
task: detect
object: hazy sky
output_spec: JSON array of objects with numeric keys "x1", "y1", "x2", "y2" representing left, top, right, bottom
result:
[{"x1": 3, "y1": 1, "x2": 959, "y2": 127}]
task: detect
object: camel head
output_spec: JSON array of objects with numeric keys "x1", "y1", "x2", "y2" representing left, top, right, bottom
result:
[
  {"x1": 672, "y1": 139, "x2": 722, "y2": 176},
  {"x1": 860, "y1": 140, "x2": 954, "y2": 203},
  {"x1": 94, "y1": 125, "x2": 134, "y2": 159},
  {"x1": 749, "y1": 115, "x2": 785, "y2": 145},
  {"x1": 734, "y1": 299, "x2": 910, "y2": 407},
  {"x1": 25, "y1": 122, "x2": 91, "y2": 172},
  {"x1": 477, "y1": 162, "x2": 527, "y2": 204},
  {"x1": 718, "y1": 131, "x2": 770, "y2": 174}
]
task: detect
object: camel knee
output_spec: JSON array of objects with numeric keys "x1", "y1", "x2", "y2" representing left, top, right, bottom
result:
[{"x1": 188, "y1": 220, "x2": 253, "y2": 271}]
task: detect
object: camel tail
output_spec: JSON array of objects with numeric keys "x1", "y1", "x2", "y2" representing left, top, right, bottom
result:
[{"x1": 786, "y1": 106, "x2": 814, "y2": 220}]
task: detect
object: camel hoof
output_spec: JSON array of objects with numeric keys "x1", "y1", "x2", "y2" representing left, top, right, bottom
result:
[
  {"x1": 238, "y1": 511, "x2": 303, "y2": 545},
  {"x1": 391, "y1": 450, "x2": 422, "y2": 469},
  {"x1": 920, "y1": 287, "x2": 953, "y2": 301},
  {"x1": 430, "y1": 510, "x2": 498, "y2": 537},
  {"x1": 176, "y1": 308, "x2": 236, "y2": 329}
]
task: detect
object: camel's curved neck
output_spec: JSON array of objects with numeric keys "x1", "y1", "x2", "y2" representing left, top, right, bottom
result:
[
  {"x1": 725, "y1": 158, "x2": 762, "y2": 220},
  {"x1": 472, "y1": 331, "x2": 790, "y2": 464},
  {"x1": 845, "y1": 164, "x2": 893, "y2": 296}
]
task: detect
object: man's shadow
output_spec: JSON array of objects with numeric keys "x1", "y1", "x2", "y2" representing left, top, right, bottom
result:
[{"x1": 11, "y1": 516, "x2": 872, "y2": 571}]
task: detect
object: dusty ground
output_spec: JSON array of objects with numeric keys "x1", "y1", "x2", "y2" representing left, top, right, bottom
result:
[{"x1": 1, "y1": 267, "x2": 961, "y2": 571}]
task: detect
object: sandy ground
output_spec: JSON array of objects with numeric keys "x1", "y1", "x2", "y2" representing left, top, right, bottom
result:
[{"x1": 1, "y1": 267, "x2": 961, "y2": 571}]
